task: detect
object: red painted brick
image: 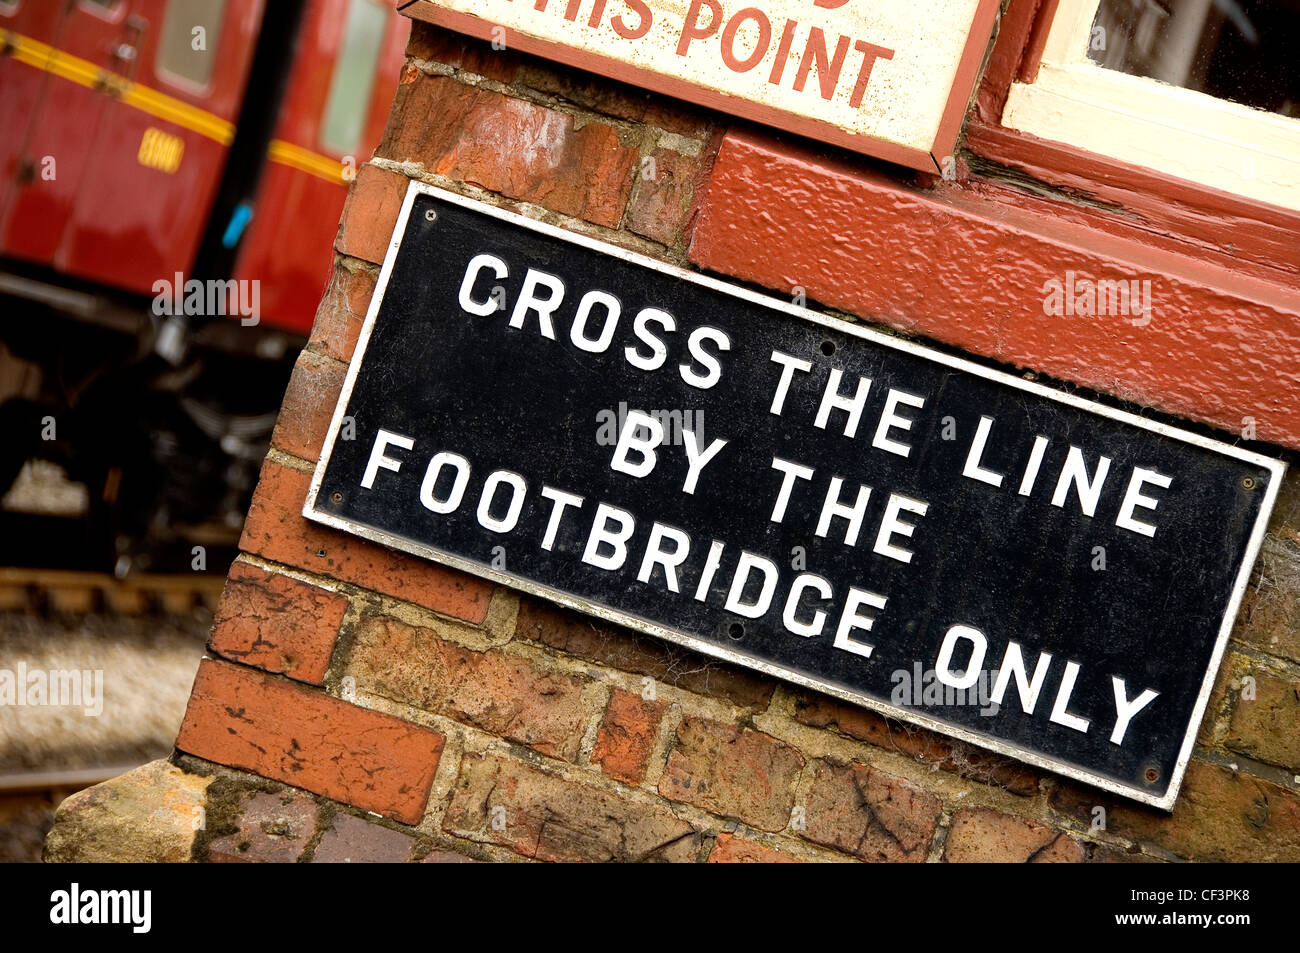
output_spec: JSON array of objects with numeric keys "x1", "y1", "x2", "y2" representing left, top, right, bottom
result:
[
  {"x1": 177, "y1": 659, "x2": 443, "y2": 824},
  {"x1": 801, "y1": 759, "x2": 941, "y2": 862},
  {"x1": 516, "y1": 597, "x2": 774, "y2": 709},
  {"x1": 239, "y1": 459, "x2": 493, "y2": 623},
  {"x1": 335, "y1": 164, "x2": 408, "y2": 266},
  {"x1": 626, "y1": 149, "x2": 699, "y2": 247},
  {"x1": 659, "y1": 717, "x2": 804, "y2": 832},
  {"x1": 515, "y1": 63, "x2": 714, "y2": 140},
  {"x1": 378, "y1": 73, "x2": 637, "y2": 228},
  {"x1": 310, "y1": 813, "x2": 416, "y2": 863},
  {"x1": 690, "y1": 128, "x2": 1300, "y2": 449},
  {"x1": 348, "y1": 614, "x2": 590, "y2": 761},
  {"x1": 944, "y1": 808, "x2": 1084, "y2": 863},
  {"x1": 591, "y1": 688, "x2": 668, "y2": 784},
  {"x1": 407, "y1": 22, "x2": 520, "y2": 83},
  {"x1": 206, "y1": 789, "x2": 319, "y2": 863},
  {"x1": 793, "y1": 692, "x2": 1039, "y2": 795},
  {"x1": 270, "y1": 350, "x2": 347, "y2": 462},
  {"x1": 444, "y1": 753, "x2": 698, "y2": 862},
  {"x1": 707, "y1": 832, "x2": 800, "y2": 863},
  {"x1": 210, "y1": 561, "x2": 347, "y2": 685},
  {"x1": 307, "y1": 260, "x2": 376, "y2": 364}
]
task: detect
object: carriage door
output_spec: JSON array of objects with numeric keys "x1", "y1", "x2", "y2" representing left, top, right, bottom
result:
[
  {"x1": 0, "y1": 0, "x2": 146, "y2": 270},
  {"x1": 2, "y1": 0, "x2": 261, "y2": 296}
]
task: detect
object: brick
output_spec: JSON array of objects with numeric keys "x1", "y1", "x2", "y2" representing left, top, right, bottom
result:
[
  {"x1": 1195, "y1": 652, "x2": 1244, "y2": 747},
  {"x1": 311, "y1": 813, "x2": 416, "y2": 863},
  {"x1": 1268, "y1": 473, "x2": 1300, "y2": 543},
  {"x1": 1226, "y1": 668, "x2": 1300, "y2": 772},
  {"x1": 307, "y1": 260, "x2": 375, "y2": 363},
  {"x1": 707, "y1": 832, "x2": 800, "y2": 863},
  {"x1": 444, "y1": 753, "x2": 697, "y2": 862},
  {"x1": 1233, "y1": 536, "x2": 1300, "y2": 664},
  {"x1": 1051, "y1": 760, "x2": 1300, "y2": 862},
  {"x1": 379, "y1": 74, "x2": 638, "y2": 228},
  {"x1": 348, "y1": 614, "x2": 589, "y2": 761},
  {"x1": 943, "y1": 808, "x2": 1084, "y2": 863},
  {"x1": 408, "y1": 22, "x2": 520, "y2": 83},
  {"x1": 271, "y1": 351, "x2": 346, "y2": 462},
  {"x1": 516, "y1": 64, "x2": 714, "y2": 139},
  {"x1": 1089, "y1": 846, "x2": 1162, "y2": 863},
  {"x1": 419, "y1": 849, "x2": 482, "y2": 863},
  {"x1": 658, "y1": 717, "x2": 804, "y2": 832},
  {"x1": 240, "y1": 459, "x2": 493, "y2": 623},
  {"x1": 44, "y1": 761, "x2": 210, "y2": 863},
  {"x1": 592, "y1": 688, "x2": 668, "y2": 784},
  {"x1": 335, "y1": 164, "x2": 408, "y2": 265},
  {"x1": 516, "y1": 597, "x2": 774, "y2": 708},
  {"x1": 207, "y1": 790, "x2": 319, "y2": 863},
  {"x1": 210, "y1": 562, "x2": 347, "y2": 685},
  {"x1": 626, "y1": 149, "x2": 698, "y2": 246},
  {"x1": 792, "y1": 692, "x2": 1040, "y2": 795},
  {"x1": 801, "y1": 760, "x2": 941, "y2": 862},
  {"x1": 177, "y1": 659, "x2": 443, "y2": 824}
]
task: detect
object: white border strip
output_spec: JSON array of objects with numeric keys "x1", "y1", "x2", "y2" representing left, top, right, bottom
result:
[{"x1": 305, "y1": 180, "x2": 1286, "y2": 810}]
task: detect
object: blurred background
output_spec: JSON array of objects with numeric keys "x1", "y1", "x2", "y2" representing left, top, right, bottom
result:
[{"x1": 0, "y1": 0, "x2": 407, "y2": 860}]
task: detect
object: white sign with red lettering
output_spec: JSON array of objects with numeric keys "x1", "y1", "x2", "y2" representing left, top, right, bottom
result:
[{"x1": 401, "y1": 0, "x2": 1000, "y2": 172}]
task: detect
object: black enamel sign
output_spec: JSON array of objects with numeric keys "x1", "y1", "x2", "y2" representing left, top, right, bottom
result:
[{"x1": 306, "y1": 183, "x2": 1284, "y2": 809}]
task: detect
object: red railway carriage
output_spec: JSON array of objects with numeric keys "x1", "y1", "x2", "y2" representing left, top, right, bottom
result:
[
  {"x1": 0, "y1": 0, "x2": 407, "y2": 572},
  {"x1": 0, "y1": 0, "x2": 406, "y2": 332}
]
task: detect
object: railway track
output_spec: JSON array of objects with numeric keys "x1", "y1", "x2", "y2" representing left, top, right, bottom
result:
[{"x1": 0, "y1": 569, "x2": 225, "y2": 615}]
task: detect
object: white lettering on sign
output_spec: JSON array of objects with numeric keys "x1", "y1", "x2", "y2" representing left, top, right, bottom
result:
[{"x1": 402, "y1": 0, "x2": 999, "y2": 171}]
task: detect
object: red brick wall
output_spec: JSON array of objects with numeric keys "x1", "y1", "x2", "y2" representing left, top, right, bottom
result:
[{"x1": 172, "y1": 20, "x2": 1300, "y2": 863}]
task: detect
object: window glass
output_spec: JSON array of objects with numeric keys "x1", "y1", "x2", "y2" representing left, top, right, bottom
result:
[
  {"x1": 1089, "y1": 0, "x2": 1300, "y2": 118},
  {"x1": 320, "y1": 0, "x2": 388, "y2": 157},
  {"x1": 157, "y1": 0, "x2": 227, "y2": 90}
]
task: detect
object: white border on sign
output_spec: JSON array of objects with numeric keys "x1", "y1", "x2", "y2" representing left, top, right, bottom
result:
[{"x1": 305, "y1": 179, "x2": 1286, "y2": 811}]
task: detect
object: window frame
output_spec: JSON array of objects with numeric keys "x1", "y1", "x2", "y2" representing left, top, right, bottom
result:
[
  {"x1": 996, "y1": 0, "x2": 1300, "y2": 213},
  {"x1": 77, "y1": 0, "x2": 126, "y2": 24},
  {"x1": 317, "y1": 0, "x2": 389, "y2": 159},
  {"x1": 153, "y1": 0, "x2": 228, "y2": 97}
]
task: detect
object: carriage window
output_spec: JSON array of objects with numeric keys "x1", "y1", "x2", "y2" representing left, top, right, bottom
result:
[
  {"x1": 320, "y1": 0, "x2": 388, "y2": 157},
  {"x1": 157, "y1": 0, "x2": 227, "y2": 91},
  {"x1": 78, "y1": 0, "x2": 123, "y2": 18}
]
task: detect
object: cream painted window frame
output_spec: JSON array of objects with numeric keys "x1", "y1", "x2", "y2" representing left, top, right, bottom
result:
[{"x1": 1000, "y1": 0, "x2": 1300, "y2": 212}]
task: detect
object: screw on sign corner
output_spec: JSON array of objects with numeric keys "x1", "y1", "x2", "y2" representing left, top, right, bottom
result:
[
  {"x1": 425, "y1": 208, "x2": 438, "y2": 222},
  {"x1": 331, "y1": 491, "x2": 343, "y2": 504},
  {"x1": 1241, "y1": 476, "x2": 1256, "y2": 490},
  {"x1": 1144, "y1": 767, "x2": 1160, "y2": 784}
]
